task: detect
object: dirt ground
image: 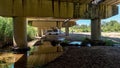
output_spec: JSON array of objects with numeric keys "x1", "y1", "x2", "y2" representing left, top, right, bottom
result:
[
  {"x1": 42, "y1": 32, "x2": 120, "y2": 68},
  {"x1": 44, "y1": 46, "x2": 120, "y2": 68},
  {"x1": 77, "y1": 32, "x2": 120, "y2": 38},
  {"x1": 45, "y1": 32, "x2": 120, "y2": 42},
  {"x1": 67, "y1": 32, "x2": 120, "y2": 42}
]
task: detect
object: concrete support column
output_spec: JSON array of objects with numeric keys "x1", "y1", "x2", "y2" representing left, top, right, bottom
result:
[
  {"x1": 91, "y1": 18, "x2": 101, "y2": 40},
  {"x1": 13, "y1": 17, "x2": 28, "y2": 68},
  {"x1": 13, "y1": 17, "x2": 27, "y2": 48},
  {"x1": 38, "y1": 28, "x2": 43, "y2": 37},
  {"x1": 41, "y1": 29, "x2": 44, "y2": 36},
  {"x1": 56, "y1": 21, "x2": 59, "y2": 27},
  {"x1": 65, "y1": 22, "x2": 69, "y2": 36}
]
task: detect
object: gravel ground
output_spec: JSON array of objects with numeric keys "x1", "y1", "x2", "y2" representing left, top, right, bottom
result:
[{"x1": 44, "y1": 46, "x2": 120, "y2": 68}]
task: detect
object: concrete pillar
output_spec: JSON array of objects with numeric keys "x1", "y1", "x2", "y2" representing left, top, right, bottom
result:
[
  {"x1": 13, "y1": 17, "x2": 28, "y2": 68},
  {"x1": 41, "y1": 29, "x2": 44, "y2": 36},
  {"x1": 65, "y1": 22, "x2": 69, "y2": 36},
  {"x1": 91, "y1": 18, "x2": 101, "y2": 40},
  {"x1": 13, "y1": 17, "x2": 27, "y2": 48},
  {"x1": 38, "y1": 28, "x2": 43, "y2": 37},
  {"x1": 38, "y1": 28, "x2": 41, "y2": 37},
  {"x1": 56, "y1": 21, "x2": 59, "y2": 27}
]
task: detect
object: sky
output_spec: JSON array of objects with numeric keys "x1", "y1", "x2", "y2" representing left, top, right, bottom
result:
[{"x1": 76, "y1": 5, "x2": 120, "y2": 25}]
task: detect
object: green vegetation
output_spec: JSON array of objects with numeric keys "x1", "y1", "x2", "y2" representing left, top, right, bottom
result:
[
  {"x1": 0, "y1": 17, "x2": 13, "y2": 42},
  {"x1": 27, "y1": 25, "x2": 38, "y2": 41},
  {"x1": 61, "y1": 20, "x2": 120, "y2": 33},
  {"x1": 103, "y1": 39, "x2": 120, "y2": 46},
  {"x1": 104, "y1": 39, "x2": 115, "y2": 46},
  {"x1": 0, "y1": 16, "x2": 38, "y2": 43},
  {"x1": 80, "y1": 37, "x2": 119, "y2": 46},
  {"x1": 69, "y1": 24, "x2": 91, "y2": 32},
  {"x1": 101, "y1": 20, "x2": 120, "y2": 32}
]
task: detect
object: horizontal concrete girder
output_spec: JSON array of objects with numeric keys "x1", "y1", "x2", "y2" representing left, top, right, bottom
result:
[{"x1": 0, "y1": 0, "x2": 119, "y2": 19}]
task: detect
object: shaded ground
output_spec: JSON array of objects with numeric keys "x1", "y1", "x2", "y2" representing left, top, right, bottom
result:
[
  {"x1": 45, "y1": 46, "x2": 120, "y2": 68},
  {"x1": 29, "y1": 33, "x2": 120, "y2": 68},
  {"x1": 44, "y1": 32, "x2": 120, "y2": 43},
  {"x1": 64, "y1": 33, "x2": 120, "y2": 42},
  {"x1": 75, "y1": 32, "x2": 120, "y2": 42}
]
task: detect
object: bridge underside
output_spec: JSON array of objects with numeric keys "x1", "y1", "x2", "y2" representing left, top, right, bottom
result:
[
  {"x1": 0, "y1": 0, "x2": 119, "y2": 19},
  {"x1": 0, "y1": 0, "x2": 120, "y2": 53}
]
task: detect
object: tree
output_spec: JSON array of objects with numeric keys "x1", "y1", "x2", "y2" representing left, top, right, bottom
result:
[
  {"x1": 101, "y1": 20, "x2": 120, "y2": 32},
  {"x1": 69, "y1": 20, "x2": 120, "y2": 33}
]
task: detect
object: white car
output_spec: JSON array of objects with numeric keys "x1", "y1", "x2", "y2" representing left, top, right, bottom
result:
[
  {"x1": 44, "y1": 29, "x2": 65, "y2": 41},
  {"x1": 45, "y1": 29, "x2": 61, "y2": 35}
]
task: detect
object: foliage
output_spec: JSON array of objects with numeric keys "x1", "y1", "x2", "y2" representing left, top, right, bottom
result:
[
  {"x1": 104, "y1": 39, "x2": 114, "y2": 46},
  {"x1": 60, "y1": 39, "x2": 70, "y2": 47},
  {"x1": 0, "y1": 16, "x2": 38, "y2": 42},
  {"x1": 62, "y1": 20, "x2": 120, "y2": 33},
  {"x1": 78, "y1": 37, "x2": 118, "y2": 46},
  {"x1": 62, "y1": 39, "x2": 70, "y2": 43},
  {"x1": 101, "y1": 20, "x2": 120, "y2": 32},
  {"x1": 27, "y1": 25, "x2": 38, "y2": 41},
  {"x1": 103, "y1": 39, "x2": 120, "y2": 46},
  {"x1": 81, "y1": 38, "x2": 91, "y2": 46},
  {"x1": 69, "y1": 24, "x2": 90, "y2": 33},
  {"x1": 80, "y1": 38, "x2": 115, "y2": 46},
  {"x1": 28, "y1": 46, "x2": 36, "y2": 55},
  {"x1": 0, "y1": 17, "x2": 13, "y2": 42}
]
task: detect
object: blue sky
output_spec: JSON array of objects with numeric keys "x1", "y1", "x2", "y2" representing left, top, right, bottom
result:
[{"x1": 76, "y1": 5, "x2": 120, "y2": 25}]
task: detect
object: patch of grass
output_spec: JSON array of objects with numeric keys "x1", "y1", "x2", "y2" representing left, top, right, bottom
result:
[
  {"x1": 103, "y1": 39, "x2": 120, "y2": 46},
  {"x1": 29, "y1": 46, "x2": 36, "y2": 55}
]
